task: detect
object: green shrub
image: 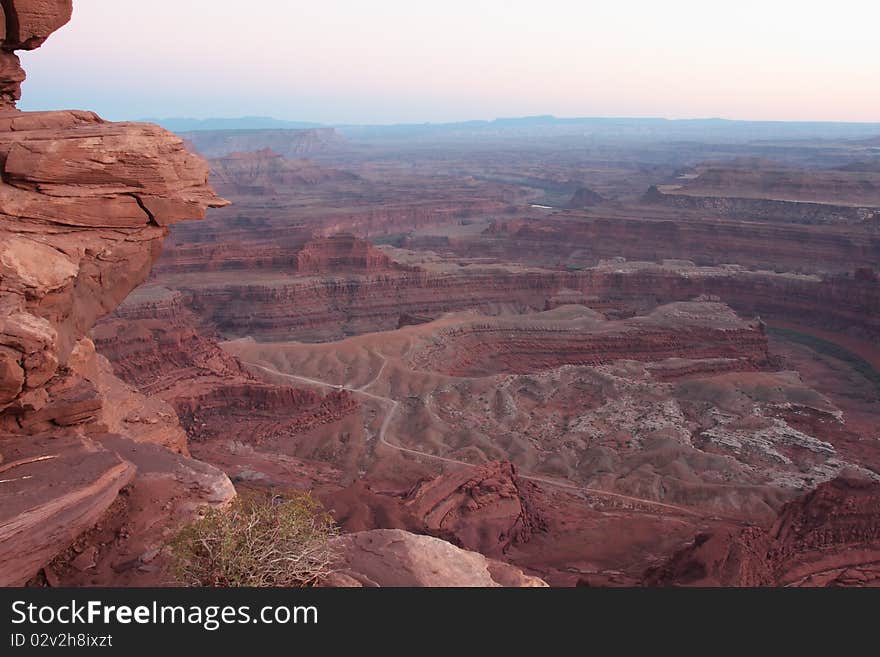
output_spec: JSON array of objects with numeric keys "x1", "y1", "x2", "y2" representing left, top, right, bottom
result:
[{"x1": 171, "y1": 493, "x2": 338, "y2": 587}]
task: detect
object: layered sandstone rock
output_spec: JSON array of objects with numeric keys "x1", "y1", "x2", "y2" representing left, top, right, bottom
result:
[
  {"x1": 661, "y1": 160, "x2": 880, "y2": 207},
  {"x1": 643, "y1": 185, "x2": 879, "y2": 226},
  {"x1": 0, "y1": 110, "x2": 227, "y2": 427},
  {"x1": 93, "y1": 291, "x2": 360, "y2": 450},
  {"x1": 481, "y1": 214, "x2": 880, "y2": 273},
  {"x1": 0, "y1": 433, "x2": 135, "y2": 586},
  {"x1": 407, "y1": 302, "x2": 769, "y2": 377},
  {"x1": 156, "y1": 229, "x2": 405, "y2": 275},
  {"x1": 147, "y1": 256, "x2": 880, "y2": 345},
  {"x1": 0, "y1": 0, "x2": 232, "y2": 586},
  {"x1": 296, "y1": 233, "x2": 400, "y2": 273}
]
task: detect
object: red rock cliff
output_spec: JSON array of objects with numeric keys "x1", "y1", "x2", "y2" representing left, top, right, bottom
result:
[
  {"x1": 0, "y1": 0, "x2": 231, "y2": 586},
  {"x1": 0, "y1": 3, "x2": 227, "y2": 423}
]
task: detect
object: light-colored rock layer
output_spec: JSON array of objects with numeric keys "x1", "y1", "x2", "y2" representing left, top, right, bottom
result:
[{"x1": 328, "y1": 529, "x2": 548, "y2": 587}]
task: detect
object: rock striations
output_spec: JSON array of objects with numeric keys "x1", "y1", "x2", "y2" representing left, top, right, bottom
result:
[{"x1": 0, "y1": 0, "x2": 234, "y2": 586}]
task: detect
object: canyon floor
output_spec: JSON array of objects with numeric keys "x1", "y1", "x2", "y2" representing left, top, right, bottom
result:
[{"x1": 83, "y1": 122, "x2": 880, "y2": 586}]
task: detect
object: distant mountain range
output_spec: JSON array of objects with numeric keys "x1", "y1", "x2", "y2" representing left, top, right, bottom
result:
[{"x1": 146, "y1": 114, "x2": 880, "y2": 145}]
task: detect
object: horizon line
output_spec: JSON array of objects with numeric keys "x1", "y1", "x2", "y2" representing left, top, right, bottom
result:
[{"x1": 138, "y1": 113, "x2": 880, "y2": 127}]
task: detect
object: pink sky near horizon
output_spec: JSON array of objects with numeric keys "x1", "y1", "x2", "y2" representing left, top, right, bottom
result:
[{"x1": 18, "y1": 0, "x2": 880, "y2": 124}]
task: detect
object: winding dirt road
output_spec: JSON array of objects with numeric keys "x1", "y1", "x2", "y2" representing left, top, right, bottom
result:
[{"x1": 242, "y1": 359, "x2": 702, "y2": 516}]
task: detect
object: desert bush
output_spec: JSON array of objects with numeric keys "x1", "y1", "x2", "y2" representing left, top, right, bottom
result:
[{"x1": 171, "y1": 493, "x2": 338, "y2": 587}]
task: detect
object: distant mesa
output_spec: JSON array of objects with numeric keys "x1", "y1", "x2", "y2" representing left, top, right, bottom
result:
[
  {"x1": 295, "y1": 233, "x2": 401, "y2": 274},
  {"x1": 208, "y1": 148, "x2": 358, "y2": 195},
  {"x1": 181, "y1": 127, "x2": 347, "y2": 158}
]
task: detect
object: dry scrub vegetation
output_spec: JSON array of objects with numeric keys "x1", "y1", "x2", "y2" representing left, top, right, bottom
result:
[{"x1": 171, "y1": 493, "x2": 338, "y2": 587}]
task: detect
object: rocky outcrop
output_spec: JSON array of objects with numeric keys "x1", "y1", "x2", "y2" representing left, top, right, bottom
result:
[
  {"x1": 646, "y1": 476, "x2": 880, "y2": 586},
  {"x1": 0, "y1": 433, "x2": 135, "y2": 586},
  {"x1": 0, "y1": 0, "x2": 232, "y2": 586},
  {"x1": 296, "y1": 234, "x2": 401, "y2": 273},
  {"x1": 327, "y1": 529, "x2": 548, "y2": 587},
  {"x1": 0, "y1": 110, "x2": 227, "y2": 428},
  {"x1": 404, "y1": 461, "x2": 546, "y2": 556},
  {"x1": 39, "y1": 434, "x2": 236, "y2": 587}
]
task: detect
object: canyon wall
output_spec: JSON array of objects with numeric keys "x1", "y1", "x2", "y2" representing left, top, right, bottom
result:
[
  {"x1": 151, "y1": 263, "x2": 880, "y2": 344},
  {"x1": 92, "y1": 288, "x2": 359, "y2": 448},
  {"x1": 661, "y1": 161, "x2": 880, "y2": 207},
  {"x1": 156, "y1": 232, "x2": 404, "y2": 276},
  {"x1": 479, "y1": 215, "x2": 880, "y2": 272},
  {"x1": 643, "y1": 186, "x2": 880, "y2": 226},
  {"x1": 407, "y1": 303, "x2": 769, "y2": 377}
]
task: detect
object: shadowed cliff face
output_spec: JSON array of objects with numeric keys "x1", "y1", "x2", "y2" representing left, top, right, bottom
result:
[{"x1": 0, "y1": 0, "x2": 234, "y2": 586}]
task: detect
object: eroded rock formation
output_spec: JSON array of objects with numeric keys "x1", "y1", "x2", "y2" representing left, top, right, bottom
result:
[
  {"x1": 151, "y1": 256, "x2": 879, "y2": 345},
  {"x1": 406, "y1": 302, "x2": 769, "y2": 377},
  {"x1": 404, "y1": 461, "x2": 547, "y2": 556},
  {"x1": 0, "y1": 0, "x2": 233, "y2": 586},
  {"x1": 646, "y1": 475, "x2": 880, "y2": 586},
  {"x1": 482, "y1": 215, "x2": 880, "y2": 273}
]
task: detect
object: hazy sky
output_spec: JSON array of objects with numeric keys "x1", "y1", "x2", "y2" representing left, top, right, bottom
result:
[{"x1": 18, "y1": 0, "x2": 880, "y2": 124}]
